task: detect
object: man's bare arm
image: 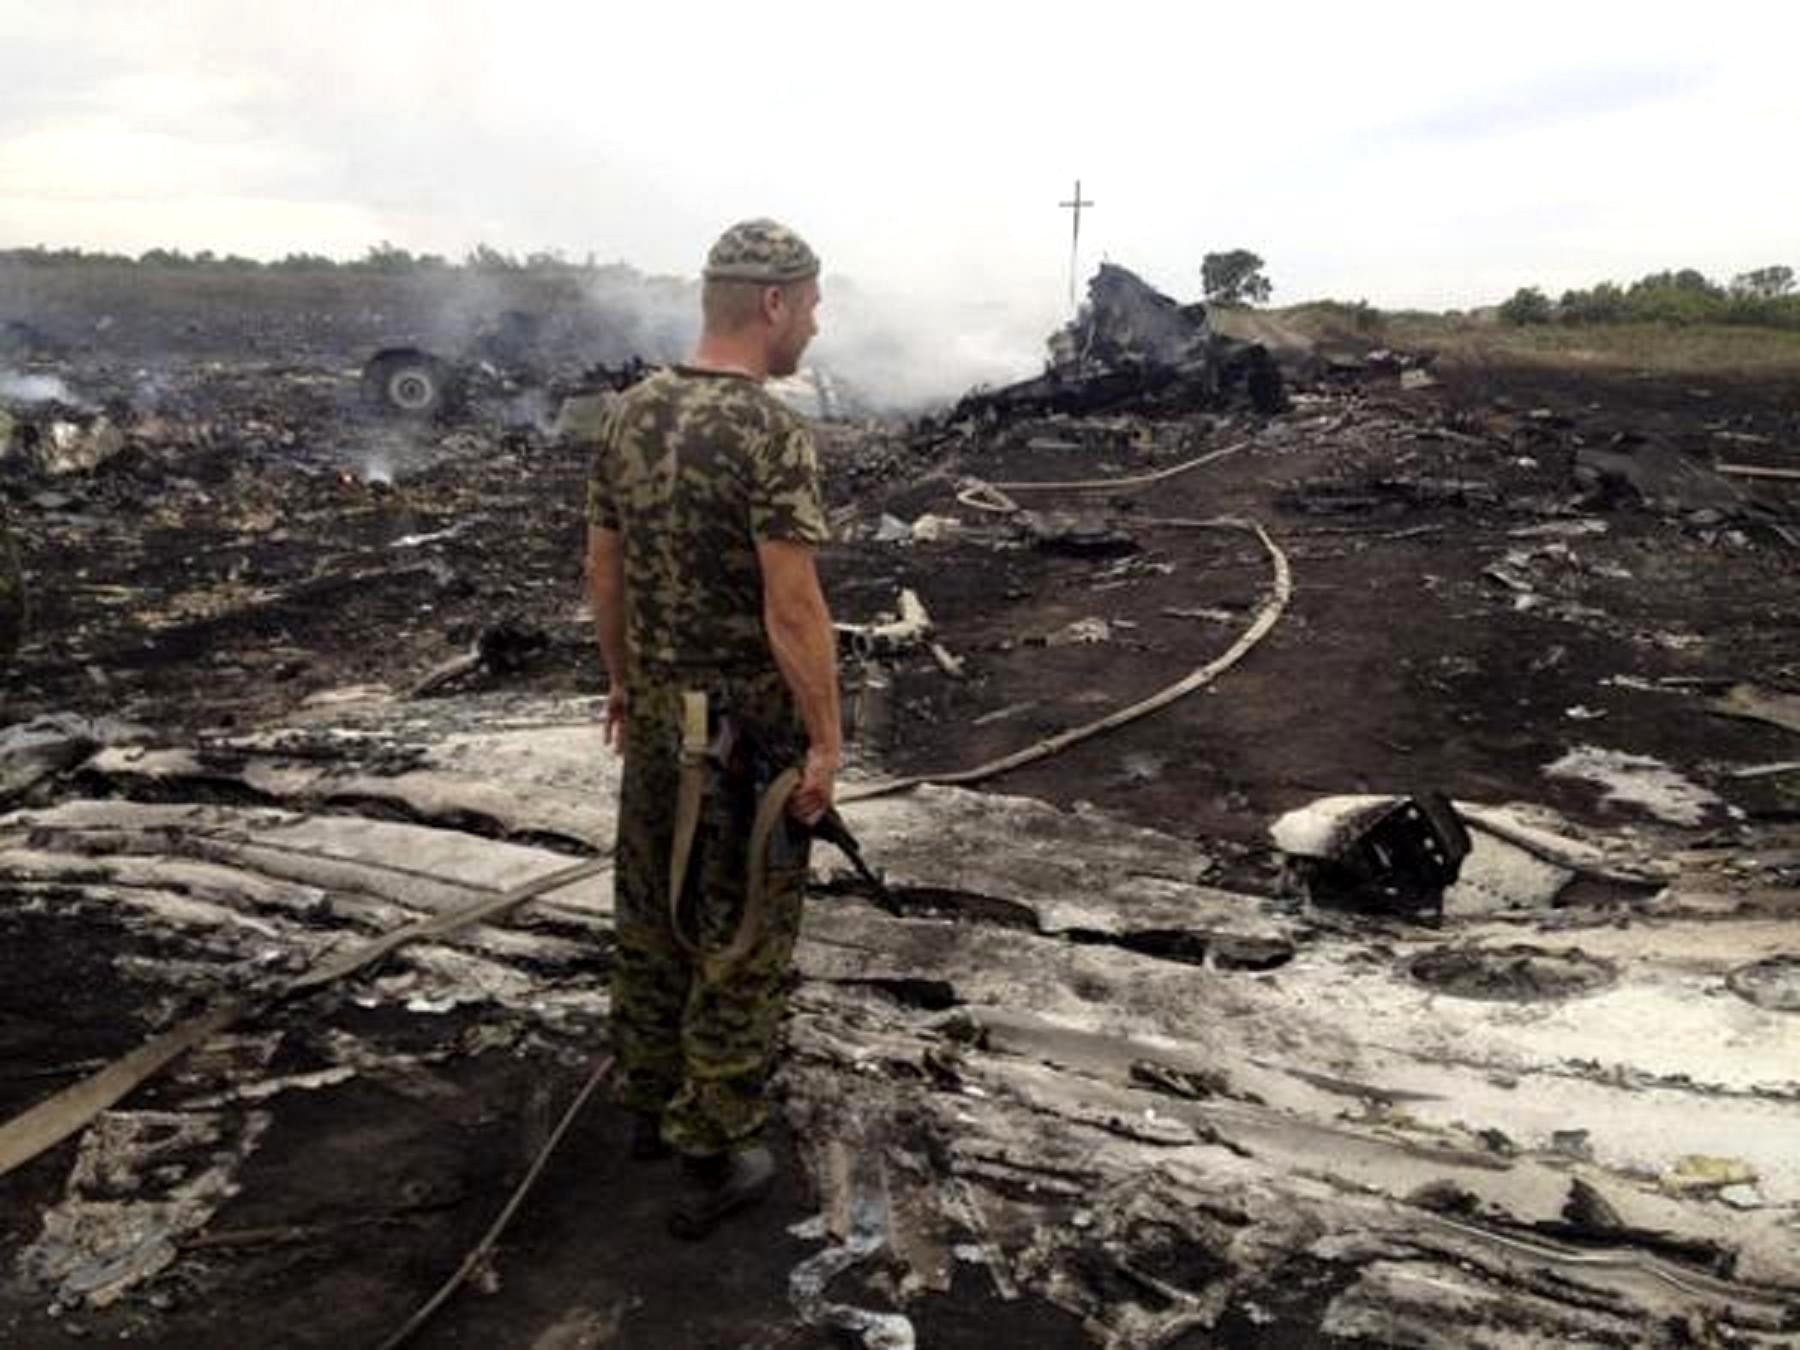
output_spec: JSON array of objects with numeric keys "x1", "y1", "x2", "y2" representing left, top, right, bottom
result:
[
  {"x1": 586, "y1": 524, "x2": 629, "y2": 751},
  {"x1": 757, "y1": 538, "x2": 840, "y2": 823}
]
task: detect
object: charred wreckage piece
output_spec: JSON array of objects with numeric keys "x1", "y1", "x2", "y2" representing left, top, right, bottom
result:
[
  {"x1": 1275, "y1": 792, "x2": 1474, "y2": 922},
  {"x1": 361, "y1": 309, "x2": 560, "y2": 418},
  {"x1": 360, "y1": 344, "x2": 654, "y2": 422},
  {"x1": 948, "y1": 263, "x2": 1287, "y2": 424},
  {"x1": 360, "y1": 300, "x2": 657, "y2": 421}
]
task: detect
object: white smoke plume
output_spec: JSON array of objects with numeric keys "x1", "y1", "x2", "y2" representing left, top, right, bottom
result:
[
  {"x1": 570, "y1": 268, "x2": 1057, "y2": 414},
  {"x1": 0, "y1": 370, "x2": 80, "y2": 405},
  {"x1": 808, "y1": 279, "x2": 1057, "y2": 413}
]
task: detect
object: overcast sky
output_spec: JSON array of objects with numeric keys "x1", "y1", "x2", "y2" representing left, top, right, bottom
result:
[{"x1": 2, "y1": 0, "x2": 1795, "y2": 327}]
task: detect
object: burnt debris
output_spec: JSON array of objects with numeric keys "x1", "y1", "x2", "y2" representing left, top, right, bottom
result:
[
  {"x1": 1285, "y1": 792, "x2": 1472, "y2": 922},
  {"x1": 949, "y1": 263, "x2": 1286, "y2": 423},
  {"x1": 4, "y1": 252, "x2": 1800, "y2": 1347}
]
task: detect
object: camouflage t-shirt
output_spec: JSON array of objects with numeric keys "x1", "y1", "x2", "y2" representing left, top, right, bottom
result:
[{"x1": 585, "y1": 367, "x2": 829, "y2": 673}]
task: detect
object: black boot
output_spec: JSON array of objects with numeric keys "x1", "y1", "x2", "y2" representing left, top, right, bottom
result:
[
  {"x1": 667, "y1": 1145, "x2": 775, "y2": 1240},
  {"x1": 631, "y1": 1111, "x2": 673, "y2": 1161}
]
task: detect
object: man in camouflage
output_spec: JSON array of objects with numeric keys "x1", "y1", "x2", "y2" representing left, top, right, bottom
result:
[{"x1": 584, "y1": 219, "x2": 840, "y2": 1239}]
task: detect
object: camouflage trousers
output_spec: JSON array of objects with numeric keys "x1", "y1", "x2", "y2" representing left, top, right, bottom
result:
[{"x1": 610, "y1": 671, "x2": 810, "y2": 1156}]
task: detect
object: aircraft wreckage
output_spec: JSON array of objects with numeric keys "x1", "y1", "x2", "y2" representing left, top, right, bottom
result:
[{"x1": 2, "y1": 258, "x2": 1799, "y2": 1346}]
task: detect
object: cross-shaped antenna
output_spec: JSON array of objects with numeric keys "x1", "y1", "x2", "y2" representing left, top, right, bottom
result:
[{"x1": 1059, "y1": 178, "x2": 1095, "y2": 310}]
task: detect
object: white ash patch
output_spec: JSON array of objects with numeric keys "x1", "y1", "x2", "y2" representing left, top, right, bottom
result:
[{"x1": 1545, "y1": 745, "x2": 1722, "y2": 826}]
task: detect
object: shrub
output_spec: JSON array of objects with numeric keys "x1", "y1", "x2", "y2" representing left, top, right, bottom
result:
[
  {"x1": 1621, "y1": 284, "x2": 1725, "y2": 326},
  {"x1": 1299, "y1": 299, "x2": 1385, "y2": 336}
]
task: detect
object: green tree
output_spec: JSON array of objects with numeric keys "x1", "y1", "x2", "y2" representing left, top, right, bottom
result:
[
  {"x1": 1558, "y1": 281, "x2": 1626, "y2": 325},
  {"x1": 465, "y1": 243, "x2": 520, "y2": 271},
  {"x1": 1201, "y1": 249, "x2": 1273, "y2": 305},
  {"x1": 361, "y1": 241, "x2": 417, "y2": 273},
  {"x1": 1631, "y1": 268, "x2": 1722, "y2": 299},
  {"x1": 1624, "y1": 269, "x2": 1726, "y2": 325},
  {"x1": 1731, "y1": 265, "x2": 1795, "y2": 300},
  {"x1": 271, "y1": 252, "x2": 336, "y2": 271},
  {"x1": 1499, "y1": 286, "x2": 1553, "y2": 325}
]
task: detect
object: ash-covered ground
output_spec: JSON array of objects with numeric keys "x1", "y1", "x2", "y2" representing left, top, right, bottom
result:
[{"x1": 2, "y1": 267, "x2": 1798, "y2": 1348}]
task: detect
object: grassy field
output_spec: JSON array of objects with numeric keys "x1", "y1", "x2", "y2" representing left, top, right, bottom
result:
[
  {"x1": 1403, "y1": 319, "x2": 1800, "y2": 376},
  {"x1": 1273, "y1": 301, "x2": 1800, "y2": 376}
]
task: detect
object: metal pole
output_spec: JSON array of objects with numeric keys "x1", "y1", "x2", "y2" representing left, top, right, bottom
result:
[
  {"x1": 1069, "y1": 178, "x2": 1080, "y2": 310},
  {"x1": 1058, "y1": 178, "x2": 1094, "y2": 314}
]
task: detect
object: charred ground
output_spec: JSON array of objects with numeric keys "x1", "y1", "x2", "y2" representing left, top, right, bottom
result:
[
  {"x1": 2, "y1": 266, "x2": 1798, "y2": 1348},
  {"x1": 6, "y1": 282, "x2": 1796, "y2": 855}
]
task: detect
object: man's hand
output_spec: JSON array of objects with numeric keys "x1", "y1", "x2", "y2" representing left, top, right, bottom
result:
[
  {"x1": 604, "y1": 685, "x2": 630, "y2": 754},
  {"x1": 758, "y1": 538, "x2": 842, "y2": 825},
  {"x1": 587, "y1": 524, "x2": 629, "y2": 753},
  {"x1": 789, "y1": 743, "x2": 838, "y2": 826}
]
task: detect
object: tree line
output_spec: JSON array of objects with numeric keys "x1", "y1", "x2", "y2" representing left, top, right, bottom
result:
[
  {"x1": 0, "y1": 242, "x2": 620, "y2": 274},
  {"x1": 1500, "y1": 266, "x2": 1799, "y2": 330}
]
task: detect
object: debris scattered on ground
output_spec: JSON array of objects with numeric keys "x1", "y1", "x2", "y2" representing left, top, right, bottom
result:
[
  {"x1": 0, "y1": 713, "x2": 151, "y2": 805},
  {"x1": 1045, "y1": 616, "x2": 1113, "y2": 647},
  {"x1": 838, "y1": 587, "x2": 933, "y2": 660},
  {"x1": 1726, "y1": 955, "x2": 1800, "y2": 1012},
  {"x1": 1709, "y1": 683, "x2": 1800, "y2": 737},
  {"x1": 1659, "y1": 1153, "x2": 1760, "y2": 1196},
  {"x1": 2, "y1": 261, "x2": 1798, "y2": 1346},
  {"x1": 408, "y1": 619, "x2": 551, "y2": 698}
]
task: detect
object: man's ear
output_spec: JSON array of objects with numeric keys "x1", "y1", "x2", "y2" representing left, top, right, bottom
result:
[{"x1": 760, "y1": 285, "x2": 784, "y2": 326}]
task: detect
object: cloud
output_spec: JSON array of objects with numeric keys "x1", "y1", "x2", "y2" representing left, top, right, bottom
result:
[
  {"x1": 1381, "y1": 64, "x2": 1701, "y2": 144},
  {"x1": 0, "y1": 0, "x2": 1795, "y2": 315}
]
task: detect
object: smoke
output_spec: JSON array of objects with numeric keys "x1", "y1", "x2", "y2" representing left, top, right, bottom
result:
[
  {"x1": 344, "y1": 264, "x2": 1055, "y2": 416},
  {"x1": 501, "y1": 387, "x2": 559, "y2": 435},
  {"x1": 0, "y1": 370, "x2": 81, "y2": 405},
  {"x1": 338, "y1": 433, "x2": 408, "y2": 486},
  {"x1": 130, "y1": 369, "x2": 176, "y2": 414},
  {"x1": 356, "y1": 445, "x2": 396, "y2": 484},
  {"x1": 580, "y1": 267, "x2": 695, "y2": 365},
  {"x1": 808, "y1": 279, "x2": 1057, "y2": 413},
  {"x1": 0, "y1": 260, "x2": 1057, "y2": 429}
]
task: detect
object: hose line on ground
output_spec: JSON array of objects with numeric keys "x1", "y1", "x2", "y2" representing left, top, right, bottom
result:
[
  {"x1": 988, "y1": 438, "x2": 1251, "y2": 493},
  {"x1": 843, "y1": 515, "x2": 1291, "y2": 803},
  {"x1": 377, "y1": 1052, "x2": 617, "y2": 1350}
]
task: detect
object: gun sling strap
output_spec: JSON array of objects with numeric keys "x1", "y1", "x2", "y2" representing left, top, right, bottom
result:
[{"x1": 667, "y1": 687, "x2": 806, "y2": 970}]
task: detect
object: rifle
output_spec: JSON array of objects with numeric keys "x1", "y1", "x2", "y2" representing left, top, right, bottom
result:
[{"x1": 713, "y1": 712, "x2": 901, "y2": 918}]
